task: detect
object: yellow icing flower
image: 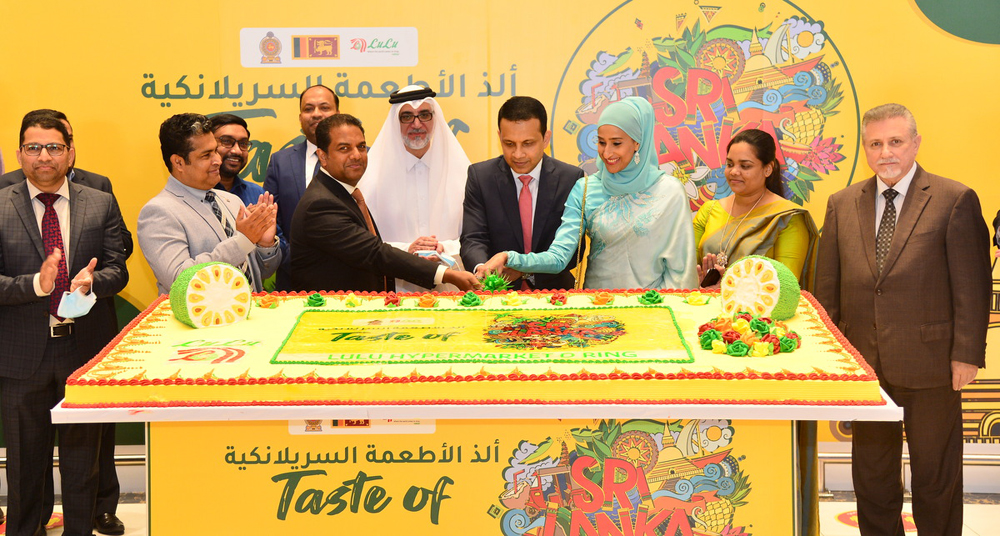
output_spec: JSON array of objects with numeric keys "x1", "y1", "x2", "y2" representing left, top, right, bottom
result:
[
  {"x1": 502, "y1": 292, "x2": 522, "y2": 306},
  {"x1": 732, "y1": 318, "x2": 751, "y2": 335},
  {"x1": 773, "y1": 326, "x2": 787, "y2": 338},
  {"x1": 711, "y1": 339, "x2": 728, "y2": 354},
  {"x1": 751, "y1": 341, "x2": 773, "y2": 357},
  {"x1": 684, "y1": 291, "x2": 710, "y2": 305},
  {"x1": 343, "y1": 293, "x2": 363, "y2": 307}
]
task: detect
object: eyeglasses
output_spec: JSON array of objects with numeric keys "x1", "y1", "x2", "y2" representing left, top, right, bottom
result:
[
  {"x1": 217, "y1": 136, "x2": 252, "y2": 151},
  {"x1": 398, "y1": 110, "x2": 433, "y2": 124},
  {"x1": 20, "y1": 143, "x2": 69, "y2": 157}
]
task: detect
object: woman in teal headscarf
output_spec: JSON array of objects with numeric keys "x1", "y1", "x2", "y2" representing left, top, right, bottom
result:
[{"x1": 482, "y1": 97, "x2": 697, "y2": 289}]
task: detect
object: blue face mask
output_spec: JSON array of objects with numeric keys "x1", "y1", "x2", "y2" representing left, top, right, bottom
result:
[{"x1": 57, "y1": 288, "x2": 97, "y2": 319}]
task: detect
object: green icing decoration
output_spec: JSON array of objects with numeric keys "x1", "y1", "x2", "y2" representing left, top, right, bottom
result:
[
  {"x1": 749, "y1": 318, "x2": 770, "y2": 336},
  {"x1": 699, "y1": 329, "x2": 722, "y2": 350},
  {"x1": 638, "y1": 290, "x2": 663, "y2": 305},
  {"x1": 305, "y1": 293, "x2": 326, "y2": 307},
  {"x1": 726, "y1": 340, "x2": 750, "y2": 357},
  {"x1": 459, "y1": 291, "x2": 483, "y2": 307},
  {"x1": 481, "y1": 273, "x2": 512, "y2": 292},
  {"x1": 779, "y1": 337, "x2": 798, "y2": 353}
]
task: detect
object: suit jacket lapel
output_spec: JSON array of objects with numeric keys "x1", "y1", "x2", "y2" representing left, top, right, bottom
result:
[
  {"x1": 495, "y1": 158, "x2": 525, "y2": 252},
  {"x1": 67, "y1": 183, "x2": 88, "y2": 269},
  {"x1": 167, "y1": 180, "x2": 226, "y2": 242},
  {"x1": 11, "y1": 183, "x2": 46, "y2": 260},
  {"x1": 855, "y1": 177, "x2": 879, "y2": 280},
  {"x1": 879, "y1": 166, "x2": 930, "y2": 279},
  {"x1": 532, "y1": 156, "x2": 560, "y2": 252},
  {"x1": 293, "y1": 142, "x2": 308, "y2": 201}
]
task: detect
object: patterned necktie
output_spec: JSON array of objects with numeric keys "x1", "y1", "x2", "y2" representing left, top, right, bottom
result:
[
  {"x1": 37, "y1": 193, "x2": 70, "y2": 319},
  {"x1": 311, "y1": 152, "x2": 321, "y2": 182},
  {"x1": 351, "y1": 188, "x2": 377, "y2": 236},
  {"x1": 205, "y1": 190, "x2": 234, "y2": 237},
  {"x1": 876, "y1": 188, "x2": 898, "y2": 273}
]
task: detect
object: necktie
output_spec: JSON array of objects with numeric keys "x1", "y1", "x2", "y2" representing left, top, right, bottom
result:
[
  {"x1": 205, "y1": 191, "x2": 234, "y2": 238},
  {"x1": 351, "y1": 188, "x2": 377, "y2": 236},
  {"x1": 37, "y1": 193, "x2": 70, "y2": 319},
  {"x1": 876, "y1": 188, "x2": 898, "y2": 273},
  {"x1": 311, "y1": 151, "x2": 321, "y2": 182},
  {"x1": 518, "y1": 175, "x2": 533, "y2": 290},
  {"x1": 206, "y1": 191, "x2": 253, "y2": 287},
  {"x1": 518, "y1": 175, "x2": 533, "y2": 253}
]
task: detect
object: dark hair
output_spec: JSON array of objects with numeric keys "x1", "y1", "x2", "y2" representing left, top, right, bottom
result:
[
  {"x1": 315, "y1": 114, "x2": 364, "y2": 151},
  {"x1": 159, "y1": 113, "x2": 213, "y2": 172},
  {"x1": 19, "y1": 112, "x2": 71, "y2": 146},
  {"x1": 497, "y1": 96, "x2": 547, "y2": 134},
  {"x1": 727, "y1": 128, "x2": 784, "y2": 197},
  {"x1": 209, "y1": 113, "x2": 250, "y2": 137},
  {"x1": 299, "y1": 84, "x2": 340, "y2": 110}
]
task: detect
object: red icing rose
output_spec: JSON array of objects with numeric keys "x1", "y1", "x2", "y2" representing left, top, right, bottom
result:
[
  {"x1": 760, "y1": 333, "x2": 781, "y2": 353},
  {"x1": 698, "y1": 322, "x2": 715, "y2": 335},
  {"x1": 735, "y1": 312, "x2": 753, "y2": 322},
  {"x1": 384, "y1": 292, "x2": 401, "y2": 306},
  {"x1": 722, "y1": 330, "x2": 741, "y2": 344}
]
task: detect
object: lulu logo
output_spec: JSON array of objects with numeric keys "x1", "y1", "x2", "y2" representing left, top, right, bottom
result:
[
  {"x1": 293, "y1": 35, "x2": 340, "y2": 59},
  {"x1": 170, "y1": 347, "x2": 246, "y2": 364},
  {"x1": 350, "y1": 38, "x2": 367, "y2": 53}
]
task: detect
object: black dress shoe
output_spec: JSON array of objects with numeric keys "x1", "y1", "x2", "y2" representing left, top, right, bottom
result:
[{"x1": 94, "y1": 512, "x2": 125, "y2": 535}]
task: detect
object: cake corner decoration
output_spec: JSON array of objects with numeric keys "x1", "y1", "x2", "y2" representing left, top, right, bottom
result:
[
  {"x1": 720, "y1": 255, "x2": 800, "y2": 320},
  {"x1": 458, "y1": 291, "x2": 483, "y2": 307},
  {"x1": 591, "y1": 291, "x2": 614, "y2": 305},
  {"x1": 481, "y1": 272, "x2": 512, "y2": 292},
  {"x1": 417, "y1": 293, "x2": 438, "y2": 308},
  {"x1": 304, "y1": 293, "x2": 327, "y2": 307},
  {"x1": 638, "y1": 289, "x2": 664, "y2": 305},
  {"x1": 168, "y1": 262, "x2": 251, "y2": 329},
  {"x1": 343, "y1": 292, "x2": 363, "y2": 307}
]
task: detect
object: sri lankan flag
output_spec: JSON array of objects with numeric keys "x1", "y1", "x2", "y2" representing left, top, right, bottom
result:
[{"x1": 292, "y1": 36, "x2": 340, "y2": 59}]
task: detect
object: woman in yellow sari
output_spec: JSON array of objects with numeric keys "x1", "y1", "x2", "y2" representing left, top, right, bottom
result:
[
  {"x1": 694, "y1": 128, "x2": 818, "y2": 289},
  {"x1": 693, "y1": 128, "x2": 821, "y2": 536}
]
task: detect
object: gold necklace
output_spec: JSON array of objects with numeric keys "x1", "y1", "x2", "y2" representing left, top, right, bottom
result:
[{"x1": 716, "y1": 191, "x2": 766, "y2": 268}]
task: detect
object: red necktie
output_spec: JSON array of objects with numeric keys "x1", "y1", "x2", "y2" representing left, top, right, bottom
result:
[
  {"x1": 517, "y1": 175, "x2": 533, "y2": 290},
  {"x1": 37, "y1": 193, "x2": 70, "y2": 319},
  {"x1": 351, "y1": 188, "x2": 377, "y2": 236}
]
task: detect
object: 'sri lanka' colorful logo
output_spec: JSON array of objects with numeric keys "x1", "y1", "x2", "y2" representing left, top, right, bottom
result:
[
  {"x1": 553, "y1": 0, "x2": 859, "y2": 211},
  {"x1": 496, "y1": 419, "x2": 750, "y2": 536}
]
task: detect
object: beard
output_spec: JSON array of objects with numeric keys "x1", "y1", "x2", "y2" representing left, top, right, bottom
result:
[{"x1": 402, "y1": 132, "x2": 430, "y2": 152}]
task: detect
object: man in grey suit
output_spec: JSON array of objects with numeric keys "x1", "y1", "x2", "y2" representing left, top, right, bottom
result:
[
  {"x1": 0, "y1": 114, "x2": 128, "y2": 536},
  {"x1": 138, "y1": 113, "x2": 279, "y2": 295},
  {"x1": 816, "y1": 103, "x2": 991, "y2": 535},
  {"x1": 463, "y1": 96, "x2": 584, "y2": 289},
  {"x1": 0, "y1": 109, "x2": 129, "y2": 534},
  {"x1": 264, "y1": 85, "x2": 339, "y2": 290}
]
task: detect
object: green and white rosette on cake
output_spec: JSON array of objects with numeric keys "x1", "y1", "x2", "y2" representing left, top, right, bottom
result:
[
  {"x1": 720, "y1": 255, "x2": 800, "y2": 320},
  {"x1": 169, "y1": 262, "x2": 252, "y2": 328}
]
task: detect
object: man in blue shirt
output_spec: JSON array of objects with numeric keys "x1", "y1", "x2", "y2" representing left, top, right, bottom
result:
[{"x1": 209, "y1": 114, "x2": 265, "y2": 206}]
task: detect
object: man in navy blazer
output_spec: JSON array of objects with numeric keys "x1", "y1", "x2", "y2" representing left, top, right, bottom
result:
[
  {"x1": 462, "y1": 96, "x2": 584, "y2": 290},
  {"x1": 0, "y1": 113, "x2": 128, "y2": 536},
  {"x1": 263, "y1": 85, "x2": 339, "y2": 290},
  {"x1": 0, "y1": 108, "x2": 130, "y2": 535}
]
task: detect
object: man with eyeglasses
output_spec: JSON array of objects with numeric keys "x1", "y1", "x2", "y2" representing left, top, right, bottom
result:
[
  {"x1": 208, "y1": 114, "x2": 264, "y2": 206},
  {"x1": 359, "y1": 85, "x2": 471, "y2": 293},
  {"x1": 0, "y1": 113, "x2": 128, "y2": 536},
  {"x1": 0, "y1": 108, "x2": 130, "y2": 535},
  {"x1": 138, "y1": 113, "x2": 280, "y2": 295},
  {"x1": 264, "y1": 84, "x2": 340, "y2": 291}
]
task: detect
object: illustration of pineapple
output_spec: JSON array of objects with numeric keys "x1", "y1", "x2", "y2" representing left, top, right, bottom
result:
[
  {"x1": 698, "y1": 469, "x2": 751, "y2": 533},
  {"x1": 783, "y1": 79, "x2": 844, "y2": 143}
]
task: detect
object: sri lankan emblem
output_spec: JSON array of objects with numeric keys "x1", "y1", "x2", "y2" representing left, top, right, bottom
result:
[{"x1": 259, "y1": 31, "x2": 281, "y2": 64}]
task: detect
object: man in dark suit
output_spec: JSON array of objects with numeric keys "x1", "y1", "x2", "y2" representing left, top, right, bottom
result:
[
  {"x1": 462, "y1": 96, "x2": 584, "y2": 290},
  {"x1": 264, "y1": 85, "x2": 339, "y2": 291},
  {"x1": 816, "y1": 103, "x2": 991, "y2": 535},
  {"x1": 290, "y1": 114, "x2": 477, "y2": 293},
  {"x1": 0, "y1": 109, "x2": 129, "y2": 535},
  {"x1": 0, "y1": 114, "x2": 128, "y2": 536}
]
